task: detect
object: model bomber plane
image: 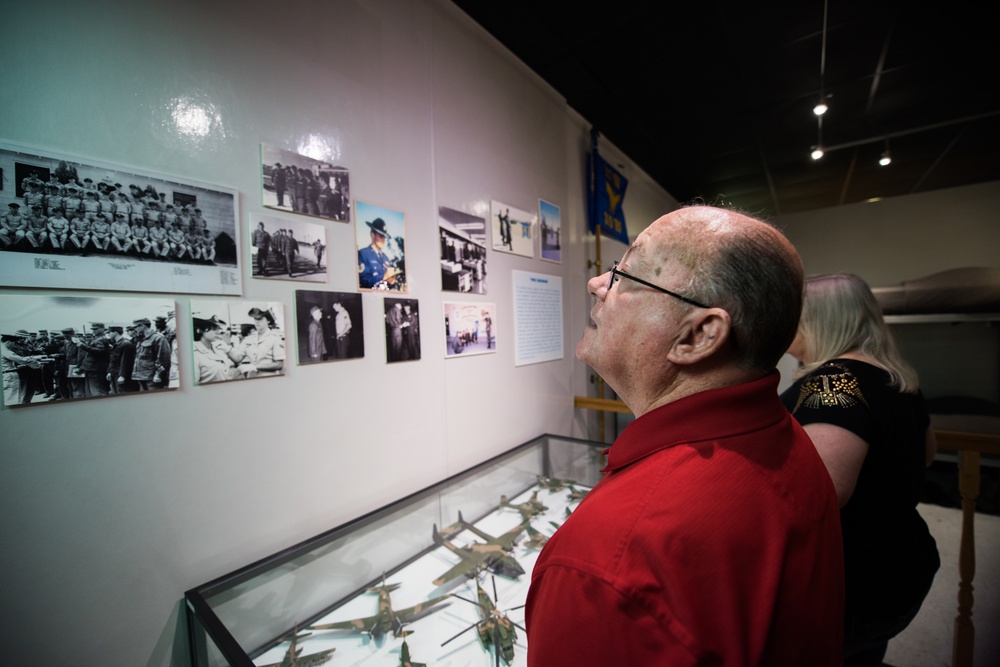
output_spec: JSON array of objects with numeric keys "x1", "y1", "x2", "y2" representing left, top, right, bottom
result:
[
  {"x1": 497, "y1": 491, "x2": 548, "y2": 520},
  {"x1": 309, "y1": 575, "x2": 449, "y2": 641},
  {"x1": 431, "y1": 513, "x2": 526, "y2": 585},
  {"x1": 259, "y1": 628, "x2": 335, "y2": 667}
]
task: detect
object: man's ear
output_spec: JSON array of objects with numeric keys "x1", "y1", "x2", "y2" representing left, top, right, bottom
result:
[{"x1": 667, "y1": 308, "x2": 732, "y2": 365}]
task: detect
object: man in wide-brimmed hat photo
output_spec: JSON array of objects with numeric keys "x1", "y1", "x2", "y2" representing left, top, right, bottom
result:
[{"x1": 357, "y1": 217, "x2": 400, "y2": 289}]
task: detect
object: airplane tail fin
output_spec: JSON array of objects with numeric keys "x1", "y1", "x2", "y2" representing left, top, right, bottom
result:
[{"x1": 432, "y1": 523, "x2": 443, "y2": 545}]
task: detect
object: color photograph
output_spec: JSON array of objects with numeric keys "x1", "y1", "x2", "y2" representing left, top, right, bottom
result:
[
  {"x1": 188, "y1": 300, "x2": 285, "y2": 384},
  {"x1": 384, "y1": 298, "x2": 420, "y2": 363},
  {"x1": 443, "y1": 301, "x2": 496, "y2": 358},
  {"x1": 0, "y1": 140, "x2": 241, "y2": 295},
  {"x1": 355, "y1": 200, "x2": 407, "y2": 292},
  {"x1": 1, "y1": 294, "x2": 177, "y2": 407},
  {"x1": 490, "y1": 200, "x2": 535, "y2": 258},
  {"x1": 439, "y1": 206, "x2": 487, "y2": 294},
  {"x1": 538, "y1": 199, "x2": 562, "y2": 263},
  {"x1": 249, "y1": 212, "x2": 327, "y2": 282},
  {"x1": 293, "y1": 290, "x2": 364, "y2": 364},
  {"x1": 261, "y1": 143, "x2": 350, "y2": 223}
]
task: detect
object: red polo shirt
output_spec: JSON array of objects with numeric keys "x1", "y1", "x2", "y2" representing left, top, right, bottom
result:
[{"x1": 526, "y1": 373, "x2": 844, "y2": 666}]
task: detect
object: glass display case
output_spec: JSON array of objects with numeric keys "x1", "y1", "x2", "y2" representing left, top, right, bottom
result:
[{"x1": 185, "y1": 433, "x2": 606, "y2": 667}]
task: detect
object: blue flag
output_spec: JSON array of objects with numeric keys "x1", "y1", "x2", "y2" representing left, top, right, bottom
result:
[{"x1": 588, "y1": 133, "x2": 629, "y2": 244}]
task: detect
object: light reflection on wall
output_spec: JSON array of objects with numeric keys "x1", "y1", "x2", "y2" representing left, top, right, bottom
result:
[
  {"x1": 296, "y1": 133, "x2": 341, "y2": 163},
  {"x1": 167, "y1": 95, "x2": 226, "y2": 150}
]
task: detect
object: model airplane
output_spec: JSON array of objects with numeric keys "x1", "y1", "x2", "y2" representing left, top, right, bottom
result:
[
  {"x1": 398, "y1": 637, "x2": 426, "y2": 667},
  {"x1": 309, "y1": 574, "x2": 450, "y2": 641},
  {"x1": 566, "y1": 483, "x2": 589, "y2": 503},
  {"x1": 441, "y1": 575, "x2": 524, "y2": 666},
  {"x1": 521, "y1": 522, "x2": 550, "y2": 549},
  {"x1": 431, "y1": 514, "x2": 525, "y2": 585},
  {"x1": 536, "y1": 475, "x2": 576, "y2": 492},
  {"x1": 259, "y1": 627, "x2": 335, "y2": 667},
  {"x1": 498, "y1": 491, "x2": 548, "y2": 520}
]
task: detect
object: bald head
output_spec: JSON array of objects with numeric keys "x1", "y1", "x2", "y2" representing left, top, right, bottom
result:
[{"x1": 644, "y1": 205, "x2": 804, "y2": 372}]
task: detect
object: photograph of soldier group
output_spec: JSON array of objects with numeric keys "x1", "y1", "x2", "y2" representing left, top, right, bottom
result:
[
  {"x1": 261, "y1": 143, "x2": 351, "y2": 224},
  {"x1": 249, "y1": 214, "x2": 327, "y2": 282},
  {"x1": 1, "y1": 295, "x2": 178, "y2": 407},
  {"x1": 1, "y1": 163, "x2": 234, "y2": 267},
  {"x1": 294, "y1": 290, "x2": 364, "y2": 365}
]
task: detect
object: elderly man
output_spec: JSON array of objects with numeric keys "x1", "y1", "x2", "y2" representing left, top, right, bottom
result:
[{"x1": 525, "y1": 205, "x2": 845, "y2": 666}]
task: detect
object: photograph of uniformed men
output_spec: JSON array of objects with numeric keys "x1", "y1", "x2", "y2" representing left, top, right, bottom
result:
[
  {"x1": 490, "y1": 199, "x2": 535, "y2": 258},
  {"x1": 1, "y1": 294, "x2": 176, "y2": 407},
  {"x1": 439, "y1": 206, "x2": 488, "y2": 294},
  {"x1": 443, "y1": 301, "x2": 496, "y2": 358},
  {"x1": 293, "y1": 290, "x2": 364, "y2": 364},
  {"x1": 249, "y1": 213, "x2": 327, "y2": 282},
  {"x1": 189, "y1": 300, "x2": 286, "y2": 384},
  {"x1": 539, "y1": 198, "x2": 562, "y2": 264},
  {"x1": 261, "y1": 143, "x2": 350, "y2": 223},
  {"x1": 355, "y1": 200, "x2": 407, "y2": 292},
  {"x1": 384, "y1": 298, "x2": 420, "y2": 363},
  {"x1": 0, "y1": 143, "x2": 240, "y2": 294}
]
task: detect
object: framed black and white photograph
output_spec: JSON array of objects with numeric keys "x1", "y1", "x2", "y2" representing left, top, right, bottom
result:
[
  {"x1": 490, "y1": 200, "x2": 535, "y2": 258},
  {"x1": 261, "y1": 143, "x2": 350, "y2": 223},
  {"x1": 249, "y1": 212, "x2": 327, "y2": 282},
  {"x1": 188, "y1": 300, "x2": 285, "y2": 384},
  {"x1": 439, "y1": 206, "x2": 487, "y2": 294},
  {"x1": 0, "y1": 140, "x2": 241, "y2": 295},
  {"x1": 443, "y1": 301, "x2": 496, "y2": 358},
  {"x1": 384, "y1": 298, "x2": 420, "y2": 363},
  {"x1": 355, "y1": 200, "x2": 407, "y2": 292},
  {"x1": 293, "y1": 290, "x2": 364, "y2": 365},
  {"x1": 539, "y1": 198, "x2": 562, "y2": 264},
  {"x1": 1, "y1": 294, "x2": 177, "y2": 408}
]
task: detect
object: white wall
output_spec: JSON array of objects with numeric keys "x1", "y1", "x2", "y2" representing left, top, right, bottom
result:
[
  {"x1": 0, "y1": 1, "x2": 675, "y2": 665},
  {"x1": 777, "y1": 181, "x2": 1000, "y2": 403}
]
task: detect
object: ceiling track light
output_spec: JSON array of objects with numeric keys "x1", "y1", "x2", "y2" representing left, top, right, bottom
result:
[
  {"x1": 879, "y1": 138, "x2": 892, "y2": 166},
  {"x1": 813, "y1": 101, "x2": 829, "y2": 116},
  {"x1": 811, "y1": 146, "x2": 825, "y2": 160}
]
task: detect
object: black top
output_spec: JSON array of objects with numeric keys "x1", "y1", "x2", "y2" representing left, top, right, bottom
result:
[{"x1": 781, "y1": 359, "x2": 939, "y2": 641}]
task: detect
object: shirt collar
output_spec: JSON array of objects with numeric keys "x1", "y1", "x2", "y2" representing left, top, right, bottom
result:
[{"x1": 604, "y1": 372, "x2": 786, "y2": 472}]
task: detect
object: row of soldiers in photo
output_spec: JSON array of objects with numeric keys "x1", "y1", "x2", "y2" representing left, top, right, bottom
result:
[
  {"x1": 1, "y1": 318, "x2": 173, "y2": 405},
  {"x1": 0, "y1": 174, "x2": 217, "y2": 262},
  {"x1": 271, "y1": 163, "x2": 350, "y2": 220}
]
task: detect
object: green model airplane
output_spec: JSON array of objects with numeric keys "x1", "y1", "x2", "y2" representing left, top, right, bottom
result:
[
  {"x1": 498, "y1": 491, "x2": 548, "y2": 520},
  {"x1": 259, "y1": 628, "x2": 335, "y2": 667},
  {"x1": 398, "y1": 637, "x2": 426, "y2": 667},
  {"x1": 441, "y1": 575, "x2": 524, "y2": 666},
  {"x1": 309, "y1": 575, "x2": 450, "y2": 641},
  {"x1": 431, "y1": 513, "x2": 526, "y2": 585}
]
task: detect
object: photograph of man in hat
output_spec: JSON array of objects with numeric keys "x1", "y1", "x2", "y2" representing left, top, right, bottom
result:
[{"x1": 356, "y1": 202, "x2": 406, "y2": 291}]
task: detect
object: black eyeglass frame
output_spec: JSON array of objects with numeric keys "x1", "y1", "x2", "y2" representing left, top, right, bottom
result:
[{"x1": 608, "y1": 261, "x2": 711, "y2": 309}]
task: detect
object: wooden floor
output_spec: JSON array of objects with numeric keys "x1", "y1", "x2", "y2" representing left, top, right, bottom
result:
[{"x1": 884, "y1": 503, "x2": 1000, "y2": 667}]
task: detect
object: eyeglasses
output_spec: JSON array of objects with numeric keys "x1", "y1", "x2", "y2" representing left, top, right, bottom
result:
[{"x1": 608, "y1": 261, "x2": 710, "y2": 308}]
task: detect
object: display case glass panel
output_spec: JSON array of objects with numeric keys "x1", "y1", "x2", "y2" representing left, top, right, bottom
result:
[{"x1": 185, "y1": 433, "x2": 606, "y2": 667}]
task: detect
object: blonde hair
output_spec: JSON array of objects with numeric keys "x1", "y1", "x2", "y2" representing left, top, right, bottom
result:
[{"x1": 796, "y1": 273, "x2": 919, "y2": 393}]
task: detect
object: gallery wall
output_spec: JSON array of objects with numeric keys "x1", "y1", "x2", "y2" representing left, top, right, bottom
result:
[
  {"x1": 778, "y1": 180, "x2": 1000, "y2": 404},
  {"x1": 0, "y1": 1, "x2": 676, "y2": 665}
]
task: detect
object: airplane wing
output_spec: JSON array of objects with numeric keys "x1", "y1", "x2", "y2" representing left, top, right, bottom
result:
[
  {"x1": 392, "y1": 593, "x2": 452, "y2": 629},
  {"x1": 309, "y1": 614, "x2": 378, "y2": 633},
  {"x1": 432, "y1": 556, "x2": 482, "y2": 586}
]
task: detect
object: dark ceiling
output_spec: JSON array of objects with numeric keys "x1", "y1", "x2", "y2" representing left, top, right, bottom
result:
[{"x1": 451, "y1": 1, "x2": 1000, "y2": 217}]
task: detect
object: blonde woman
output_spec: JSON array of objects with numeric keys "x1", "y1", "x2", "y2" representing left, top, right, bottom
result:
[{"x1": 781, "y1": 273, "x2": 939, "y2": 666}]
